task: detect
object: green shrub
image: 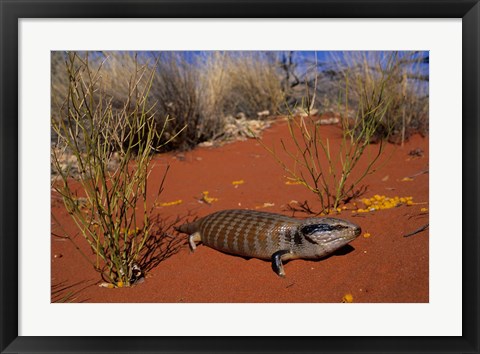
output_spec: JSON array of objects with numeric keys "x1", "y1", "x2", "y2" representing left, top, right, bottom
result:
[
  {"x1": 51, "y1": 52, "x2": 183, "y2": 287},
  {"x1": 257, "y1": 59, "x2": 395, "y2": 214}
]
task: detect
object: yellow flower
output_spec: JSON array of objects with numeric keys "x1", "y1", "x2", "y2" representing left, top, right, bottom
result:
[
  {"x1": 342, "y1": 293, "x2": 354, "y2": 303},
  {"x1": 160, "y1": 199, "x2": 183, "y2": 207},
  {"x1": 255, "y1": 202, "x2": 275, "y2": 209},
  {"x1": 117, "y1": 281, "x2": 124, "y2": 288},
  {"x1": 363, "y1": 232, "x2": 371, "y2": 238},
  {"x1": 201, "y1": 191, "x2": 218, "y2": 203},
  {"x1": 421, "y1": 207, "x2": 428, "y2": 212},
  {"x1": 99, "y1": 282, "x2": 115, "y2": 289},
  {"x1": 232, "y1": 180, "x2": 245, "y2": 185},
  {"x1": 361, "y1": 195, "x2": 414, "y2": 212}
]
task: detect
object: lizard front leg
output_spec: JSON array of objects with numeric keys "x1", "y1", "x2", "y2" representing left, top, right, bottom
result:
[{"x1": 271, "y1": 250, "x2": 295, "y2": 277}]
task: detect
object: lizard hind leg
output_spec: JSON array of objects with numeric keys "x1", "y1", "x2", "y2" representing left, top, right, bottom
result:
[{"x1": 188, "y1": 232, "x2": 202, "y2": 252}]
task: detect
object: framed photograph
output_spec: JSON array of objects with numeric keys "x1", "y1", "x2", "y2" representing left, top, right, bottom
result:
[{"x1": 1, "y1": 0, "x2": 478, "y2": 353}]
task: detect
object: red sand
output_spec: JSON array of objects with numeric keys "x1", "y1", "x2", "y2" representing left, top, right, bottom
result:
[{"x1": 51, "y1": 119, "x2": 429, "y2": 303}]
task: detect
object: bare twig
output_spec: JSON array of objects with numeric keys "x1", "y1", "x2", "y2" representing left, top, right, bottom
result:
[
  {"x1": 403, "y1": 223, "x2": 429, "y2": 238},
  {"x1": 407, "y1": 169, "x2": 429, "y2": 179}
]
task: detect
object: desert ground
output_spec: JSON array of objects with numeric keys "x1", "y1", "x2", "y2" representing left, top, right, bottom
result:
[{"x1": 51, "y1": 117, "x2": 429, "y2": 303}]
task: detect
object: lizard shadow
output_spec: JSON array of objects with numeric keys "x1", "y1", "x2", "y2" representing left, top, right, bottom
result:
[
  {"x1": 307, "y1": 244, "x2": 356, "y2": 263},
  {"x1": 331, "y1": 244, "x2": 356, "y2": 256}
]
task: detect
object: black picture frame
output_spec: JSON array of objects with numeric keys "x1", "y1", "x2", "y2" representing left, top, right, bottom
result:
[{"x1": 1, "y1": 1, "x2": 478, "y2": 353}]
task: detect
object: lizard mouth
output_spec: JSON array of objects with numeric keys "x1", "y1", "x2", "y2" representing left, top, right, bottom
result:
[
  {"x1": 339, "y1": 226, "x2": 362, "y2": 242},
  {"x1": 354, "y1": 226, "x2": 362, "y2": 237}
]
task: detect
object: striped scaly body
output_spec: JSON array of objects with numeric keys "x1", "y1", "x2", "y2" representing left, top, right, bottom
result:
[{"x1": 175, "y1": 209, "x2": 361, "y2": 277}]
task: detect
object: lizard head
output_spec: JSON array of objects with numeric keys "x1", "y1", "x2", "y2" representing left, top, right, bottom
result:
[{"x1": 299, "y1": 217, "x2": 361, "y2": 257}]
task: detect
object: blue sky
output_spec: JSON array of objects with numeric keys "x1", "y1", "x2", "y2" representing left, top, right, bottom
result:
[
  {"x1": 89, "y1": 50, "x2": 428, "y2": 77},
  {"x1": 71, "y1": 50, "x2": 429, "y2": 93}
]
